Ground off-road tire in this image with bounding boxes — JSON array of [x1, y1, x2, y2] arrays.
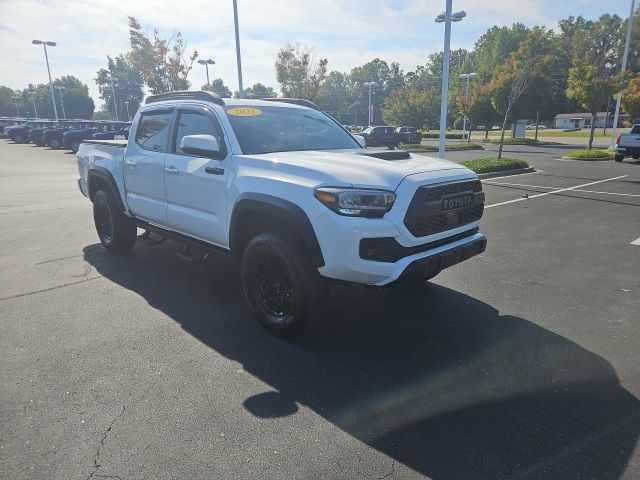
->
[[14, 134, 24, 144], [92, 189, 136, 253], [49, 138, 61, 149], [241, 232, 327, 333], [615, 154, 624, 162]]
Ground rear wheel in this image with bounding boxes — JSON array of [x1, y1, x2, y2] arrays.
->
[[241, 232, 327, 333], [71, 142, 80, 153], [14, 134, 24, 144], [93, 189, 136, 253], [615, 154, 624, 162], [33, 138, 43, 147], [49, 138, 61, 149]]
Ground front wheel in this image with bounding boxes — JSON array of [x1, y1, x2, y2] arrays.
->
[[71, 142, 80, 153], [14, 134, 24, 144], [241, 232, 327, 332], [615, 154, 624, 162], [49, 138, 61, 149], [93, 189, 136, 253]]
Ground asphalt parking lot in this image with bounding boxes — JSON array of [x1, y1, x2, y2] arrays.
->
[[1, 140, 639, 479]]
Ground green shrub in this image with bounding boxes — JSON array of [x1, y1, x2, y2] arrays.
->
[[399, 143, 484, 152], [460, 157, 529, 174], [487, 137, 541, 145], [564, 149, 614, 159], [422, 132, 465, 140]]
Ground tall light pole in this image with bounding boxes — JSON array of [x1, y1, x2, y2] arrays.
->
[[364, 82, 377, 126], [32, 40, 58, 122], [124, 101, 131, 121], [105, 76, 118, 120], [611, 0, 636, 147], [55, 86, 66, 119], [233, 0, 244, 97], [435, 5, 466, 158], [12, 96, 20, 117], [459, 72, 476, 140], [197, 59, 215, 86], [29, 92, 38, 118]]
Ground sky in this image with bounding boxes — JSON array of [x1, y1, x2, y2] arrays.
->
[[0, 0, 633, 109]]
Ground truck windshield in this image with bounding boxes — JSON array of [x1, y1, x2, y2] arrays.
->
[[223, 105, 360, 154]]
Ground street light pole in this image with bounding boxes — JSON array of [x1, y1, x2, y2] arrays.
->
[[364, 82, 377, 126], [106, 76, 118, 120], [611, 0, 636, 148], [435, 5, 466, 159], [233, 0, 244, 97], [12, 96, 20, 117], [124, 101, 131, 121], [459, 72, 476, 141], [197, 59, 215, 87], [55, 86, 66, 119], [32, 40, 58, 121], [29, 92, 38, 118]]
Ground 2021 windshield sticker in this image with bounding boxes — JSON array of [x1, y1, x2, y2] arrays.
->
[[226, 107, 262, 117]]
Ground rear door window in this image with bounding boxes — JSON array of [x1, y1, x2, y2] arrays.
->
[[135, 111, 173, 152]]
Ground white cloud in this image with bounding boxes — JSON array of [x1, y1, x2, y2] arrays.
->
[[0, 0, 628, 110]]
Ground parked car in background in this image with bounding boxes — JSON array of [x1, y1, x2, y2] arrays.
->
[[491, 125, 501, 131], [526, 124, 548, 130], [395, 126, 421, 144], [43, 121, 94, 149], [92, 122, 131, 141], [359, 126, 400, 149], [615, 124, 640, 161], [0, 118, 26, 134], [6, 120, 54, 144]]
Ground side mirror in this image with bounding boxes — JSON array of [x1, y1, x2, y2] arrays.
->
[[354, 134, 366, 148], [180, 134, 226, 159]]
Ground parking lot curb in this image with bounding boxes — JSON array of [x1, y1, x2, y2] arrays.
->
[[560, 156, 613, 161], [477, 167, 535, 179]]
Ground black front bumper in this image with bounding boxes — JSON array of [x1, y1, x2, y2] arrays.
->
[[392, 234, 487, 284]]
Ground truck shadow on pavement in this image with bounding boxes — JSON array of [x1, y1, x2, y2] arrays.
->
[[84, 242, 640, 480]]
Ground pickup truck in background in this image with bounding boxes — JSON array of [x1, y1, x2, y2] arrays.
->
[[359, 126, 400, 149], [44, 121, 95, 149], [615, 124, 640, 161], [92, 122, 131, 141], [77, 91, 486, 332]]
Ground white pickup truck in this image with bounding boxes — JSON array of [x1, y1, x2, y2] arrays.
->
[[615, 124, 640, 161], [77, 91, 486, 332]]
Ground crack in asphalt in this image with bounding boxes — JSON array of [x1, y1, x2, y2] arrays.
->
[[87, 405, 127, 480], [378, 460, 396, 479]]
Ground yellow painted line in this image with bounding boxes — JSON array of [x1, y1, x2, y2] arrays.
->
[[485, 175, 628, 209]]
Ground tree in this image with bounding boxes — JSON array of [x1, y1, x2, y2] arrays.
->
[[275, 43, 327, 103], [96, 54, 144, 121], [381, 87, 439, 130], [239, 82, 274, 99], [567, 62, 624, 149], [51, 76, 95, 119], [622, 75, 640, 121], [490, 27, 555, 158], [127, 16, 197, 94], [463, 84, 499, 139], [0, 86, 19, 117], [318, 71, 357, 123], [202, 79, 232, 97]]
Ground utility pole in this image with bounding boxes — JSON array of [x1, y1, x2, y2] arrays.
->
[[106, 76, 118, 120], [364, 82, 377, 126], [12, 96, 20, 117], [233, 0, 244, 97], [611, 0, 636, 147], [29, 92, 38, 118], [55, 86, 66, 119]]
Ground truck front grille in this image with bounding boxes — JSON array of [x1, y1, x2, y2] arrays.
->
[[404, 180, 484, 237]]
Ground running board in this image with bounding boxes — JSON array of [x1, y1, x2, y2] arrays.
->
[[137, 230, 166, 246], [174, 245, 210, 264]]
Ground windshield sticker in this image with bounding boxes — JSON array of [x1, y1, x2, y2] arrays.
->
[[226, 107, 262, 117]]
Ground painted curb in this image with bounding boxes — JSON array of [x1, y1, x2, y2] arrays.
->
[[477, 167, 535, 179], [560, 155, 613, 161]]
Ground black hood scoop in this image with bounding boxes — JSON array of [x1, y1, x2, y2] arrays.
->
[[355, 150, 411, 161]]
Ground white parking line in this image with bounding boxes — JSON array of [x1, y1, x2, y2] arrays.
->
[[631, 237, 640, 246], [483, 181, 559, 190], [571, 189, 640, 198], [485, 175, 628, 209]]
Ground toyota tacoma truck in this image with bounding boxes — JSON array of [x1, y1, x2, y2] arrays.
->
[[615, 124, 640, 161], [77, 91, 486, 332]]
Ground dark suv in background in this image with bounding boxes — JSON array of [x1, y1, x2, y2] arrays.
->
[[359, 125, 400, 149], [92, 122, 131, 141], [43, 121, 94, 149], [395, 126, 421, 144]]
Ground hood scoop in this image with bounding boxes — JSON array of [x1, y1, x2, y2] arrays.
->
[[355, 150, 411, 161]]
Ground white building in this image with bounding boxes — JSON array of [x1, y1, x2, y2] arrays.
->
[[554, 112, 631, 129]]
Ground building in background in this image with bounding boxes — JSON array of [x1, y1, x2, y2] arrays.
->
[[554, 112, 631, 129]]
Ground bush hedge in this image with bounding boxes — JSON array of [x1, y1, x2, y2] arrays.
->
[[422, 132, 465, 140], [460, 157, 529, 174], [563, 149, 614, 160], [399, 143, 484, 152]]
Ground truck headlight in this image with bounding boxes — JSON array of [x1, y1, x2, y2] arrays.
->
[[314, 187, 396, 218]]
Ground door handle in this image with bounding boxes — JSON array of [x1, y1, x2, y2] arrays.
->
[[205, 167, 224, 175], [165, 166, 179, 175], [124, 159, 137, 167]]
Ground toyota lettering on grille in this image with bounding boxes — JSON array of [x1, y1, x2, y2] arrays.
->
[[441, 192, 474, 212]]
